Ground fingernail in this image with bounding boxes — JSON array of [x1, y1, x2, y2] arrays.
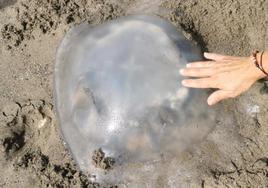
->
[[179, 69, 185, 74], [207, 99, 214, 106], [186, 64, 191, 67], [181, 80, 186, 85]]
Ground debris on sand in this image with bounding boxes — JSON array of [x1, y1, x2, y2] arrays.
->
[[92, 148, 115, 170]]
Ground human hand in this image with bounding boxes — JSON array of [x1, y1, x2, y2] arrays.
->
[[180, 52, 266, 105]]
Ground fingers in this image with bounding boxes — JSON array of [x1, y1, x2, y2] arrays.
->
[[181, 62, 241, 77], [207, 90, 234, 105], [186, 60, 229, 68], [186, 61, 216, 68], [180, 67, 215, 77], [187, 52, 244, 68], [204, 52, 241, 61], [181, 78, 218, 88]]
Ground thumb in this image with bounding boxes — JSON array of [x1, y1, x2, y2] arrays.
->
[[207, 90, 233, 105]]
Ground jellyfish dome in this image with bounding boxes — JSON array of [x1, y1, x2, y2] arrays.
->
[[54, 15, 216, 186]]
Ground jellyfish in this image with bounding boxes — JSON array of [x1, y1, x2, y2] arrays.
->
[[54, 15, 216, 186]]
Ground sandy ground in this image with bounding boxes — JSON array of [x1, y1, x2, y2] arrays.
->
[[0, 0, 268, 187]]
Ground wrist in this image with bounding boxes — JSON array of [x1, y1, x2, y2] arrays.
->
[[256, 51, 268, 79], [249, 59, 264, 81], [250, 51, 268, 80]]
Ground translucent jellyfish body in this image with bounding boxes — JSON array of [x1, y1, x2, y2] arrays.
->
[[54, 15, 216, 186]]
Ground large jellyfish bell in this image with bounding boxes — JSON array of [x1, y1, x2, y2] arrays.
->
[[54, 15, 216, 185]]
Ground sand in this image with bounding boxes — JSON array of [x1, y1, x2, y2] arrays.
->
[[0, 0, 268, 187]]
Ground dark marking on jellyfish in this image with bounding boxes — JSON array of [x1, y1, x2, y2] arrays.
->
[[92, 148, 115, 170]]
